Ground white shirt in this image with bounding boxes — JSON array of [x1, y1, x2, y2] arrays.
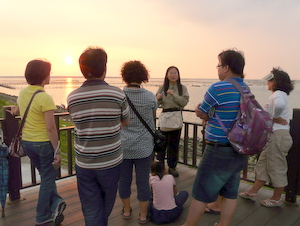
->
[[264, 90, 290, 131]]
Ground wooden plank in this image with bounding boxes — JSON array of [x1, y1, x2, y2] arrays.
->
[[1, 164, 300, 226]]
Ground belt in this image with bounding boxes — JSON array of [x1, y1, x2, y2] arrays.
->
[[162, 108, 180, 112], [205, 140, 232, 147]]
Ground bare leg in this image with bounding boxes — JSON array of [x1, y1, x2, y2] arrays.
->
[[139, 200, 149, 221], [219, 198, 237, 226], [247, 179, 266, 194], [182, 198, 207, 226], [121, 198, 131, 217], [271, 187, 284, 200]]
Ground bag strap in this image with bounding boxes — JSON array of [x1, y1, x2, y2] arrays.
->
[[125, 93, 156, 138], [215, 77, 246, 134], [225, 77, 249, 94], [15, 90, 44, 137]]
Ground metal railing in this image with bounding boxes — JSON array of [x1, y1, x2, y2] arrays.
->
[[2, 108, 300, 203]]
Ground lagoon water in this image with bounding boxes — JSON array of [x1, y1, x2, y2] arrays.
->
[[0, 76, 299, 121]]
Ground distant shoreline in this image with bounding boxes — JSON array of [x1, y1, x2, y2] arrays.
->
[[0, 92, 17, 103]]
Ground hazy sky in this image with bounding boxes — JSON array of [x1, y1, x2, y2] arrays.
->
[[1, 0, 299, 79]]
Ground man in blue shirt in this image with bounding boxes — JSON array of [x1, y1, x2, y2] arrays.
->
[[183, 49, 247, 226]]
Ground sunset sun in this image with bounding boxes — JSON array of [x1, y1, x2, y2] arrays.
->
[[64, 57, 73, 65]]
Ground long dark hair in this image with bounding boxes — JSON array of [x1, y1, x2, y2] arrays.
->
[[151, 161, 165, 180], [163, 66, 183, 96]]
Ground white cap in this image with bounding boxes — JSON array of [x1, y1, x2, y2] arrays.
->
[[262, 72, 274, 81]]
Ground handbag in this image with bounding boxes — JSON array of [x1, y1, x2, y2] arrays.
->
[[158, 110, 183, 131], [125, 94, 166, 153], [9, 90, 43, 158]]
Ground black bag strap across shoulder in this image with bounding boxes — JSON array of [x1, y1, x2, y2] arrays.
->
[[125, 93, 156, 138]]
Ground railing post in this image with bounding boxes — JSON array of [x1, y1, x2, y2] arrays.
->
[[285, 108, 300, 203], [2, 106, 22, 202]]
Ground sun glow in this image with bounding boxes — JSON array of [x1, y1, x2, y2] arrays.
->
[[64, 57, 73, 65]]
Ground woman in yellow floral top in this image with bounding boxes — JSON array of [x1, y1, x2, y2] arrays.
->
[[156, 66, 189, 177]]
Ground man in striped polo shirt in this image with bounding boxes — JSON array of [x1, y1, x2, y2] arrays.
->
[[67, 47, 130, 226], [183, 49, 247, 226]]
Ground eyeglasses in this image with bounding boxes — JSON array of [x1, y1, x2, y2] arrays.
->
[[216, 64, 223, 69]]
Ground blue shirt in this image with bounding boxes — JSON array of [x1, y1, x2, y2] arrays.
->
[[200, 77, 245, 143]]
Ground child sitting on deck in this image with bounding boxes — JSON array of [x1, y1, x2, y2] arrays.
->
[[149, 161, 188, 224]]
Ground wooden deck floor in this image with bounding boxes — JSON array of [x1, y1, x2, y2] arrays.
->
[[1, 164, 300, 226]]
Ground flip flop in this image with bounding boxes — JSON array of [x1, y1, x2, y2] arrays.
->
[[138, 213, 149, 224], [122, 207, 132, 220], [205, 207, 221, 214]]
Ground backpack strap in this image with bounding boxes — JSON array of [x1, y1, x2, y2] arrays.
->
[[215, 77, 245, 134], [225, 77, 249, 95]]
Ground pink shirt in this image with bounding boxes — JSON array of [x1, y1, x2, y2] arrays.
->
[[149, 174, 176, 210]]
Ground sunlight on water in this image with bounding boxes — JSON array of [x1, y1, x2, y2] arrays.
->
[[0, 76, 299, 120]]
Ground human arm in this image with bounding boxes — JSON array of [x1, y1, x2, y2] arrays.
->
[[173, 185, 178, 195], [272, 93, 288, 125], [6, 105, 20, 116], [44, 110, 61, 168], [195, 103, 209, 121], [153, 111, 157, 125], [121, 117, 130, 128], [273, 98, 285, 118], [167, 85, 189, 108], [273, 117, 287, 125], [156, 86, 164, 106], [120, 96, 130, 128]]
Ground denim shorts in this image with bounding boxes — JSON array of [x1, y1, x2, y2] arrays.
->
[[192, 144, 246, 203]]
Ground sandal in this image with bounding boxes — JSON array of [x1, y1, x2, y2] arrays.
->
[[205, 207, 220, 214], [260, 198, 283, 207], [122, 207, 132, 220], [239, 191, 257, 201], [138, 213, 149, 224]]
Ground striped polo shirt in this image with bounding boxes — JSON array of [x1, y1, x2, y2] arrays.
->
[[67, 79, 130, 170], [200, 77, 245, 143]]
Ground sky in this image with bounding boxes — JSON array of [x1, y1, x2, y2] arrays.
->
[[1, 0, 300, 79]]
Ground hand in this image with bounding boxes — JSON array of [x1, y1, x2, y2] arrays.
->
[[273, 117, 287, 125], [166, 89, 174, 95], [156, 93, 163, 100], [6, 105, 19, 116], [195, 103, 202, 118], [195, 105, 209, 120], [52, 152, 62, 170]]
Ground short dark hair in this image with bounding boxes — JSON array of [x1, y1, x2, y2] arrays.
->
[[163, 66, 183, 96], [25, 59, 51, 85], [271, 67, 294, 95], [218, 49, 245, 77], [150, 161, 165, 180], [121, 60, 149, 84], [79, 46, 107, 79]]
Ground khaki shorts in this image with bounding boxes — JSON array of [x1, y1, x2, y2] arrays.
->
[[255, 129, 293, 187]]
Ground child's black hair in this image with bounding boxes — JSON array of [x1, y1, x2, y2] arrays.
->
[[151, 161, 165, 180]]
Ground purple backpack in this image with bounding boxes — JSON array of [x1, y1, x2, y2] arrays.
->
[[215, 77, 274, 155]]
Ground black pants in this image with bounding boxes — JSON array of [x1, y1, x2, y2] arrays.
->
[[156, 129, 181, 168]]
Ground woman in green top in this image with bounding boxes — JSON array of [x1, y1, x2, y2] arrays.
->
[[156, 66, 189, 177]]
